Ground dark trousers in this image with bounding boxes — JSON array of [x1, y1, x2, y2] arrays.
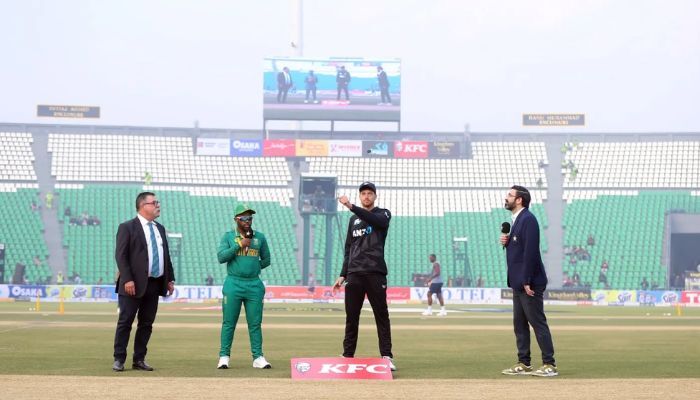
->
[[305, 88, 316, 101], [343, 273, 393, 358], [337, 84, 349, 100], [380, 87, 391, 103], [277, 86, 289, 103], [512, 286, 555, 366], [113, 277, 161, 363]]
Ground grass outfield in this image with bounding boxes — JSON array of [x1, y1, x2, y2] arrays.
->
[[1, 302, 698, 381]]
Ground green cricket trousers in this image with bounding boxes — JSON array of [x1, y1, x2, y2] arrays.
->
[[219, 276, 266, 359]]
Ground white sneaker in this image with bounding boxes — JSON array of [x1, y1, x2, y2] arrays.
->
[[438, 310, 447, 317], [217, 356, 229, 369], [383, 356, 396, 371], [313, 100, 318, 104], [252, 356, 271, 369], [421, 309, 432, 316], [304, 100, 309, 103]]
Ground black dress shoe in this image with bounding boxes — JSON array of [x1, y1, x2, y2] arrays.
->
[[113, 360, 125, 372], [132, 360, 154, 371]]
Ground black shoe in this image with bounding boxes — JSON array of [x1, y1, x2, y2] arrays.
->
[[112, 360, 125, 372], [132, 360, 154, 371]]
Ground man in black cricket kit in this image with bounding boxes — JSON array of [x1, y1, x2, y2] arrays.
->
[[332, 181, 395, 371]]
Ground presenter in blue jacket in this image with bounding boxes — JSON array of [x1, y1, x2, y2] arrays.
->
[[500, 185, 558, 377]]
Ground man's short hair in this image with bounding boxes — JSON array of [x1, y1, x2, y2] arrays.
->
[[135, 192, 155, 211], [510, 185, 531, 208]]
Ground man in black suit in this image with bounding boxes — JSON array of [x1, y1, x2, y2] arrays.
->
[[376, 66, 391, 105], [336, 65, 351, 101], [112, 192, 175, 372], [500, 185, 557, 377], [276, 67, 292, 103]]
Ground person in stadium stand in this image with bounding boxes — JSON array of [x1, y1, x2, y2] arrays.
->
[[216, 203, 272, 370], [421, 254, 447, 316], [332, 181, 395, 371], [112, 192, 175, 372], [500, 185, 557, 377]]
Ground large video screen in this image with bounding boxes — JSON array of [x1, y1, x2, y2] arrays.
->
[[263, 57, 401, 122]]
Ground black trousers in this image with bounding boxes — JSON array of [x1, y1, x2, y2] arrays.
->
[[113, 277, 161, 363], [305, 88, 316, 100], [337, 84, 349, 100], [343, 273, 393, 358], [380, 87, 391, 103], [277, 86, 289, 103], [512, 286, 555, 366]]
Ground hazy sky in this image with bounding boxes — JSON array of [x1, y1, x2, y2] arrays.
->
[[1, 0, 699, 132]]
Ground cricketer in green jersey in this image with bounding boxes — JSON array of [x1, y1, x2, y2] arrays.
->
[[216, 203, 272, 369]]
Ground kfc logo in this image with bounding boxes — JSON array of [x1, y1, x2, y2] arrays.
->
[[403, 144, 427, 153], [319, 363, 390, 374], [290, 357, 393, 380], [394, 141, 428, 158]]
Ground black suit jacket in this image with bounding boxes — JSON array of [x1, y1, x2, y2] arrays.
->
[[114, 217, 175, 298], [377, 70, 390, 88], [505, 208, 547, 290], [277, 71, 292, 88]]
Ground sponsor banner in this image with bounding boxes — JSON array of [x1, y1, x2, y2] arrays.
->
[[545, 289, 591, 301], [412, 287, 502, 304], [263, 139, 296, 157], [291, 357, 393, 380], [522, 113, 585, 126], [43, 285, 92, 300], [362, 141, 393, 158], [682, 291, 700, 304], [394, 141, 428, 159], [386, 287, 410, 301], [428, 141, 460, 158], [503, 288, 593, 303], [296, 140, 329, 157], [264, 286, 409, 302], [328, 140, 362, 157], [591, 290, 637, 305], [196, 138, 231, 156], [91, 285, 118, 300], [266, 286, 316, 300], [637, 290, 681, 305], [171, 285, 223, 300], [8, 285, 47, 298], [230, 139, 263, 157], [0, 285, 9, 298]]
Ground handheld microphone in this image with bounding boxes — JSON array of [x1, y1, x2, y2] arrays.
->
[[501, 222, 511, 250], [244, 229, 253, 255]]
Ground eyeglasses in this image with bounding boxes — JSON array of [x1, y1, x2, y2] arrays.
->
[[236, 216, 253, 222], [143, 200, 161, 206]]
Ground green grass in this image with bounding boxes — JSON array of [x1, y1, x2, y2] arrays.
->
[[0, 302, 698, 378]]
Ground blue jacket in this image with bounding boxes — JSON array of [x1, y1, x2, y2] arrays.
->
[[505, 208, 548, 290]]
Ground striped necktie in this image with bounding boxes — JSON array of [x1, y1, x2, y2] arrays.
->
[[147, 222, 159, 277]]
